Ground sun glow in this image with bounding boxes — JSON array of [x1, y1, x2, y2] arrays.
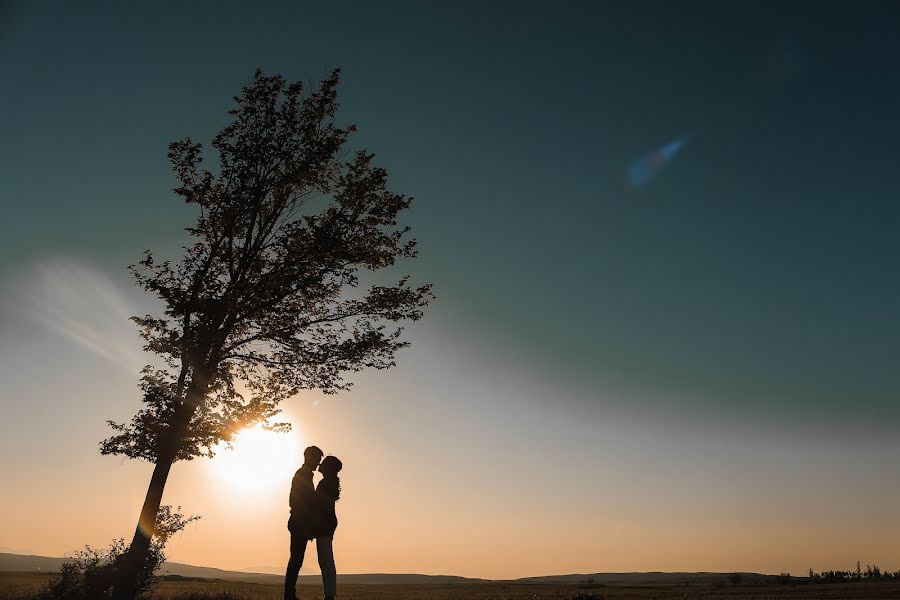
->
[[212, 424, 302, 492]]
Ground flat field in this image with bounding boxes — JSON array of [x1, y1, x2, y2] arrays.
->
[[5, 573, 900, 600]]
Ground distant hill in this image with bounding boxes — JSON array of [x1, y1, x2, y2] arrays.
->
[[0, 553, 65, 573], [0, 553, 278, 582], [515, 571, 770, 585], [0, 553, 771, 586], [235, 565, 286, 575], [0, 553, 486, 585]]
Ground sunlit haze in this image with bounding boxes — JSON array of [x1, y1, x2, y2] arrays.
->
[[2, 0, 900, 583], [212, 425, 303, 494]]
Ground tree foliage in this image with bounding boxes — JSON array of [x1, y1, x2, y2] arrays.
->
[[100, 68, 433, 464]]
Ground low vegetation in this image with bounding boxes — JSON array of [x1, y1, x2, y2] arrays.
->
[[807, 562, 900, 583], [21, 507, 196, 600]]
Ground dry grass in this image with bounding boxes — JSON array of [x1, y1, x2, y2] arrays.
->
[[5, 572, 900, 600]]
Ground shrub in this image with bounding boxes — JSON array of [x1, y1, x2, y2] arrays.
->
[[32, 506, 196, 600]]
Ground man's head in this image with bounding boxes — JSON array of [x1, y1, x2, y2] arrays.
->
[[303, 445, 324, 468]]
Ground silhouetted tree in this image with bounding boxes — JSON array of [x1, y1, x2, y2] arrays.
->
[[103, 69, 433, 599]]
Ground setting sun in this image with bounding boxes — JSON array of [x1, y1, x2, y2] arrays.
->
[[211, 424, 302, 491]]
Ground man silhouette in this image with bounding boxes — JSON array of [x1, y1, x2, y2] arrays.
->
[[284, 445, 324, 600]]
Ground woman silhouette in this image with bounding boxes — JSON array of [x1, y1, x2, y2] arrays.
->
[[315, 455, 342, 600]]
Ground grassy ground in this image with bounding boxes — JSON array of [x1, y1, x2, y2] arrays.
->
[[5, 572, 900, 599]]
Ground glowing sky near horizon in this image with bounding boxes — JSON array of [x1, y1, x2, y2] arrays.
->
[[2, 0, 900, 580]]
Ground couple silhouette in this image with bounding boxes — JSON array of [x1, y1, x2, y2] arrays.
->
[[284, 445, 343, 600]]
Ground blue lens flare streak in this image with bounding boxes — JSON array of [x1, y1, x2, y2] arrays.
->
[[626, 137, 686, 187]]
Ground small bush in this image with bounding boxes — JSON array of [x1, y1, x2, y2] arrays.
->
[[32, 506, 197, 600], [31, 537, 160, 600]]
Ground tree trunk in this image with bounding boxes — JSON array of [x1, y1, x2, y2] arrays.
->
[[112, 378, 206, 600], [111, 456, 174, 600]]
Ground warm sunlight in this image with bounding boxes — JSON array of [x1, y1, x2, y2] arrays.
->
[[8, 7, 900, 599], [212, 424, 302, 492]]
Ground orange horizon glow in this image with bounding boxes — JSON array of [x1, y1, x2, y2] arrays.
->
[[3, 265, 900, 580]]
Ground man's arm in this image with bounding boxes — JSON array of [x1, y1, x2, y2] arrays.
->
[[289, 467, 314, 511], [289, 470, 301, 509]]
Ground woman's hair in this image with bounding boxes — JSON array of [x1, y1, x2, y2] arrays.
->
[[318, 455, 343, 500]]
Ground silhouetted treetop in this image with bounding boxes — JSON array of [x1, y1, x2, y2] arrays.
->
[[101, 69, 433, 463]]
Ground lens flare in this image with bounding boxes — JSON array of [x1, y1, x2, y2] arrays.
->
[[626, 137, 687, 187]]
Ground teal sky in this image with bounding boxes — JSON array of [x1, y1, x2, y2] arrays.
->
[[2, 1, 900, 576], [3, 1, 898, 430]]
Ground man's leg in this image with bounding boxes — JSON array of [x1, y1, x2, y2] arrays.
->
[[284, 529, 307, 600], [316, 536, 336, 600]]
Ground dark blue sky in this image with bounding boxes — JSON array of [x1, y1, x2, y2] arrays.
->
[[2, 1, 899, 429]]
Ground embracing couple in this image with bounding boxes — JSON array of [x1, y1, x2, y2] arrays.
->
[[284, 445, 343, 600]]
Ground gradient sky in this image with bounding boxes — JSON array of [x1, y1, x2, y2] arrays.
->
[[2, 1, 899, 579]]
